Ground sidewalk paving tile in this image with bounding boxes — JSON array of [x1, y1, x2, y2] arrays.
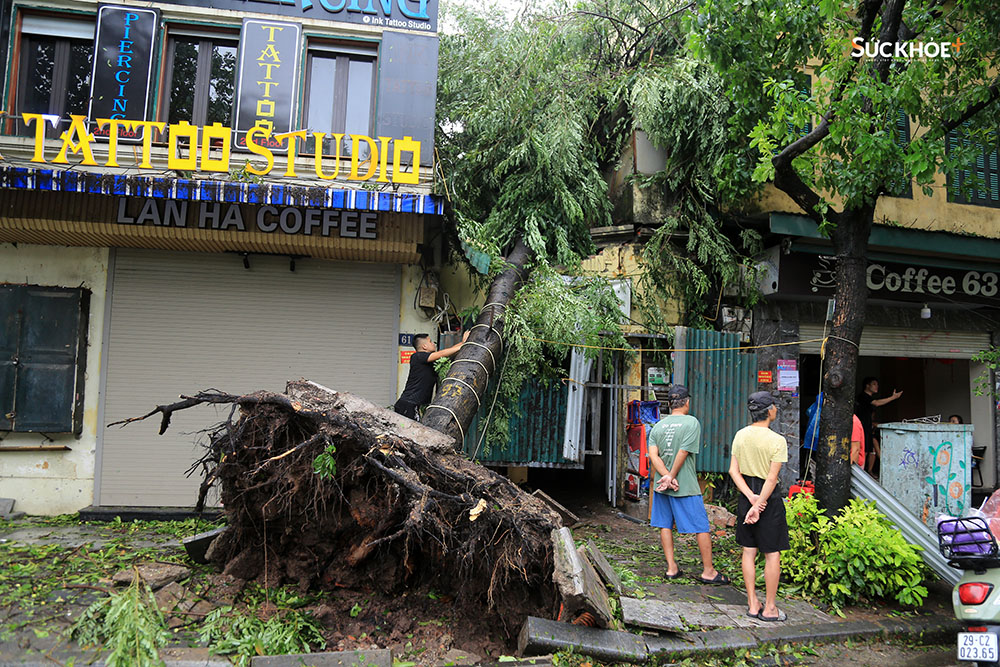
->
[[620, 597, 685, 631]]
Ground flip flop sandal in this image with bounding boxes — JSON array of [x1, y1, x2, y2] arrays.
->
[[664, 570, 685, 580], [757, 610, 787, 622], [746, 608, 761, 618], [696, 572, 732, 585]]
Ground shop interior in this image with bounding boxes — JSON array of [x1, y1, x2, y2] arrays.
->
[[799, 353, 995, 494]]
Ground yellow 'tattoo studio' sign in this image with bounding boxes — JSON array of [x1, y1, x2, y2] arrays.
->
[[23, 114, 422, 185]]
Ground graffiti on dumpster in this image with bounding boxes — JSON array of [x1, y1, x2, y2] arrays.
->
[[925, 440, 970, 516], [899, 447, 918, 468]]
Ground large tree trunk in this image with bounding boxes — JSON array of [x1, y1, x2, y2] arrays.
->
[[421, 238, 534, 445], [815, 205, 874, 512]]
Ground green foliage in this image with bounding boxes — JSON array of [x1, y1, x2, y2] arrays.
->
[[70, 576, 170, 667], [688, 0, 1000, 220], [312, 443, 338, 480], [631, 57, 763, 328], [199, 602, 326, 667], [437, 4, 614, 266], [476, 266, 632, 453], [972, 346, 1000, 398], [782, 494, 928, 611]]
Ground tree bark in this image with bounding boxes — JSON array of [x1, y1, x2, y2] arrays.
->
[[421, 238, 534, 445], [815, 206, 874, 512]]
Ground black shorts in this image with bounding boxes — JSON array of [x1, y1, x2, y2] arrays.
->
[[735, 476, 790, 553]]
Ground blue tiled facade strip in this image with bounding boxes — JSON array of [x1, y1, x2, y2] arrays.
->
[[0, 166, 444, 215]]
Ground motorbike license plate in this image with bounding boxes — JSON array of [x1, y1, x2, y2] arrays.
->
[[959, 632, 999, 662]]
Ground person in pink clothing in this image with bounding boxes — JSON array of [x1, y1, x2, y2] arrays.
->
[[850, 414, 866, 467]]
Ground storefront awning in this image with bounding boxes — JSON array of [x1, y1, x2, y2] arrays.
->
[[771, 213, 1000, 263], [0, 166, 444, 215]]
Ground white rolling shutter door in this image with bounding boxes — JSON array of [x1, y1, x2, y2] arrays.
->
[[798, 324, 990, 359], [99, 249, 399, 506]]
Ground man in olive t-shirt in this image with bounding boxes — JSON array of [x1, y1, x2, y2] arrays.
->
[[648, 384, 729, 584]]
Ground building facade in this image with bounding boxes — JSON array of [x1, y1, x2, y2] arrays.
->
[[0, 0, 444, 513]]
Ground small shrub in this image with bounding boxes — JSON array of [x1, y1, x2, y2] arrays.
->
[[782, 494, 928, 611]]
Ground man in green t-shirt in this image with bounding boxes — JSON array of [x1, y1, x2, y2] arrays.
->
[[648, 385, 730, 584]]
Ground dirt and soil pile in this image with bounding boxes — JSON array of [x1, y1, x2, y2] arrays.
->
[[121, 379, 561, 643]]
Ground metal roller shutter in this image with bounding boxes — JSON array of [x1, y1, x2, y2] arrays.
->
[[99, 249, 400, 507], [798, 324, 990, 359]]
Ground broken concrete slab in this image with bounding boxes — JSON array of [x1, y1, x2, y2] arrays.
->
[[619, 597, 684, 632], [182, 526, 227, 564], [532, 490, 579, 527], [251, 649, 392, 666], [113, 562, 191, 589], [518, 616, 648, 664], [434, 648, 482, 666], [585, 539, 622, 596], [551, 528, 614, 628], [0, 498, 14, 516]]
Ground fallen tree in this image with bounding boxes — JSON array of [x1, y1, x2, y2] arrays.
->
[[115, 380, 561, 635]]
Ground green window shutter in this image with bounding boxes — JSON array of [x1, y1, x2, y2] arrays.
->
[[888, 109, 912, 198], [1, 285, 84, 433]]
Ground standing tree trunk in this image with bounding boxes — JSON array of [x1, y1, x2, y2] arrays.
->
[[421, 239, 534, 445], [815, 205, 874, 512]]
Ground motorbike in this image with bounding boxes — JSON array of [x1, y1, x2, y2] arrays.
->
[[939, 517, 1000, 665]]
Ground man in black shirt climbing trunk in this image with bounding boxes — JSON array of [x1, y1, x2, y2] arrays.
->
[[394, 331, 469, 420]]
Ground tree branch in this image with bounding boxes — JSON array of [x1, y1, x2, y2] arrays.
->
[[940, 77, 1000, 137], [773, 166, 825, 225]]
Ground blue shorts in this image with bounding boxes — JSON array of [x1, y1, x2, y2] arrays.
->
[[650, 492, 711, 533]]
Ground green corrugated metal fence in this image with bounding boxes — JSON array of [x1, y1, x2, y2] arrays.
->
[[679, 328, 758, 473], [462, 379, 578, 467]]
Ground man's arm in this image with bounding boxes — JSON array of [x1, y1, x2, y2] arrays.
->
[[656, 449, 686, 492], [744, 460, 783, 525], [428, 330, 470, 362], [872, 389, 902, 407]]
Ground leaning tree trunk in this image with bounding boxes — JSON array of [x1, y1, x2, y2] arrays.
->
[[421, 238, 534, 445], [815, 205, 875, 513]]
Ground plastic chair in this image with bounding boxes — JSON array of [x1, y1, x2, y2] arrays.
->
[[972, 446, 987, 487]]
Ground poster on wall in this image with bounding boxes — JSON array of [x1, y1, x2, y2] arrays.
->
[[777, 359, 799, 392], [88, 5, 160, 141], [233, 18, 302, 152]]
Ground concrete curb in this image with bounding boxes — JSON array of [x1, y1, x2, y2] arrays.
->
[[520, 614, 963, 663]]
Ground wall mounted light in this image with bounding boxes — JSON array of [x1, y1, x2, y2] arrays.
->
[[920, 303, 931, 319]]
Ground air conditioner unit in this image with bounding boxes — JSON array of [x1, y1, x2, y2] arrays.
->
[[721, 306, 752, 342]]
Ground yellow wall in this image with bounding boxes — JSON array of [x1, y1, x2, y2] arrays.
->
[[0, 244, 109, 515], [579, 243, 683, 331], [757, 169, 1000, 238]]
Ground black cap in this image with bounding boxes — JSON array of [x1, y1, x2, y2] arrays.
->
[[666, 384, 690, 401], [748, 391, 776, 411]]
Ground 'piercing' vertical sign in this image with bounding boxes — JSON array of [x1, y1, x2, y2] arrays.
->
[[234, 18, 301, 152], [89, 5, 159, 141]]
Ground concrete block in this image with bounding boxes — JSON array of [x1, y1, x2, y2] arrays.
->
[[620, 597, 684, 632], [0, 499, 14, 517], [696, 628, 758, 652], [183, 526, 227, 564], [644, 634, 705, 657], [585, 540, 622, 596], [550, 528, 613, 627], [518, 616, 648, 664], [251, 649, 392, 666]]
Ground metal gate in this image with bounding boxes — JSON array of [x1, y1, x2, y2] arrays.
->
[[672, 327, 758, 473]]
